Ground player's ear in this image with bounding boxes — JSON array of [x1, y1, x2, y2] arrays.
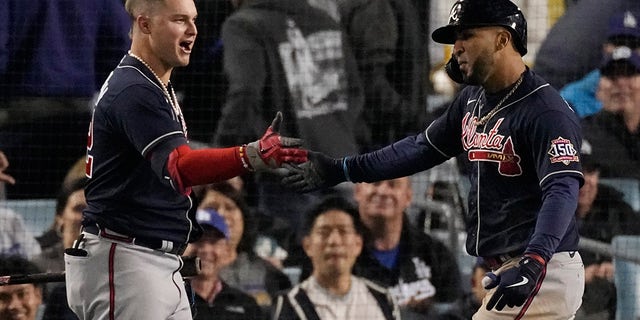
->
[[496, 29, 511, 51], [137, 15, 152, 35]]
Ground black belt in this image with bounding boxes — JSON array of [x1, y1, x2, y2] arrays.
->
[[83, 224, 186, 255], [483, 250, 523, 270]]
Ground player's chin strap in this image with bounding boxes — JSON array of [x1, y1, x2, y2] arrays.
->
[[445, 54, 465, 84]]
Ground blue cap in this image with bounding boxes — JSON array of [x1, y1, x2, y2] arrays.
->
[[607, 10, 640, 39], [600, 46, 640, 76], [196, 208, 230, 240]]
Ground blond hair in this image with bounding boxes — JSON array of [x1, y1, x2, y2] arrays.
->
[[124, 0, 165, 21]]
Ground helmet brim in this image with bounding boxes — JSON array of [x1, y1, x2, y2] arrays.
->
[[431, 23, 528, 56], [432, 25, 456, 44]]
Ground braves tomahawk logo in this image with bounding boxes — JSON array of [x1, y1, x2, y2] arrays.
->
[[462, 113, 522, 176], [448, 2, 463, 23]]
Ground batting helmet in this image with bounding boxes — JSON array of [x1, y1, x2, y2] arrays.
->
[[432, 0, 528, 56]]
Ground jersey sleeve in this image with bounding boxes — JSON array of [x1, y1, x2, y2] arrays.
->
[[527, 109, 583, 186], [525, 106, 583, 260], [345, 94, 466, 182]]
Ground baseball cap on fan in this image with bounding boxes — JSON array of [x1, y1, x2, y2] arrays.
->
[[601, 10, 640, 77], [607, 10, 640, 40], [196, 208, 230, 240]]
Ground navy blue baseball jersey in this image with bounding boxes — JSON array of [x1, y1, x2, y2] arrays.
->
[[344, 68, 583, 259], [83, 55, 194, 244], [426, 69, 583, 258]]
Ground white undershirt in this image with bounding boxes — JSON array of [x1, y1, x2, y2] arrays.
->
[[301, 276, 388, 320]]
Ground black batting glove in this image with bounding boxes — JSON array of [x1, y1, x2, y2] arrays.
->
[[484, 254, 546, 311], [281, 151, 345, 192]]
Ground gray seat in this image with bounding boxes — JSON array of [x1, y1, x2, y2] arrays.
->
[[612, 235, 640, 320], [599, 177, 640, 212]]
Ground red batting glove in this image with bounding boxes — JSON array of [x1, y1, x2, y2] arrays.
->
[[244, 112, 308, 171]]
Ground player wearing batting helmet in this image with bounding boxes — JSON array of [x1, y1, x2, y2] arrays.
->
[[63, 0, 307, 319], [284, 0, 585, 319]]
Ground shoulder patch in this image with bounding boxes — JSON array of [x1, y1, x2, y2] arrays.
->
[[547, 136, 579, 165]]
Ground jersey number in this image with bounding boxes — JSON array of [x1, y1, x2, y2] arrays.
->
[[85, 72, 112, 178]]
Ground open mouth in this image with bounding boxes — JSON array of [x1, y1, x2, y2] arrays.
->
[[180, 40, 193, 53]]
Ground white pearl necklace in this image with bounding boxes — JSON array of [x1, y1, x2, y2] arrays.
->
[[473, 75, 524, 126], [128, 51, 188, 137]]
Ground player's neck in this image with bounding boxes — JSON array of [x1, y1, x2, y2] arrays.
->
[[484, 60, 526, 93], [129, 47, 172, 86]]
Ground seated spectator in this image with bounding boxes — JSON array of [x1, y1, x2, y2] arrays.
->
[[561, 10, 640, 117], [195, 182, 292, 311], [272, 196, 399, 319], [581, 26, 640, 180], [575, 154, 640, 319], [0, 255, 43, 320], [34, 177, 88, 273], [184, 208, 263, 320], [352, 176, 463, 319], [195, 176, 293, 269]]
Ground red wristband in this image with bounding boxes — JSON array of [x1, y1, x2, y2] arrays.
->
[[524, 253, 546, 265]]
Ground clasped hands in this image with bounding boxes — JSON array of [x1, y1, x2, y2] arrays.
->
[[243, 111, 308, 171], [245, 112, 342, 191]]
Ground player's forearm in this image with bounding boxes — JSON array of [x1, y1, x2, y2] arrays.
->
[[344, 133, 445, 182], [526, 175, 580, 261], [167, 145, 247, 194]]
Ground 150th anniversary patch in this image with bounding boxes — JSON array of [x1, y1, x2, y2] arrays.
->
[[547, 137, 579, 165]]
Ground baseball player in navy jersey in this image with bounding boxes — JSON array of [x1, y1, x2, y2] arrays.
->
[[284, 0, 585, 319], [63, 0, 307, 319]]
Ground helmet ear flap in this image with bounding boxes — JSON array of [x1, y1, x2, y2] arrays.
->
[[445, 55, 465, 84]]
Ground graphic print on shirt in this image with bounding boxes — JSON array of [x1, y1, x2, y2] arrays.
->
[[388, 257, 436, 305], [278, 19, 347, 119], [547, 136, 579, 165], [462, 113, 523, 176]]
